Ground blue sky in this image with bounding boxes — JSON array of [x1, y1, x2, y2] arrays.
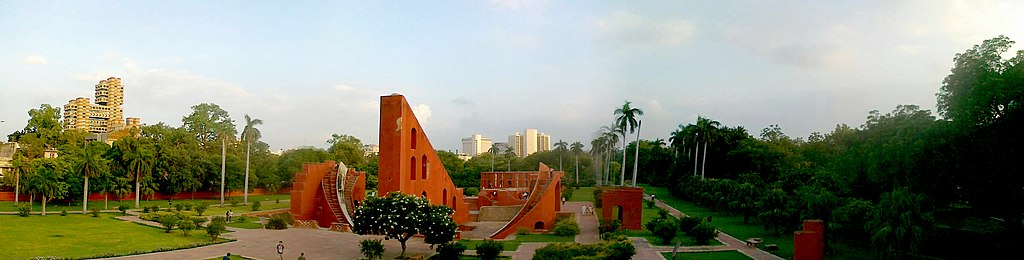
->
[[2, 0, 1022, 152]]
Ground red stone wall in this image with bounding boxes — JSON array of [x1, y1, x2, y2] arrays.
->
[[794, 220, 825, 260], [290, 161, 334, 224], [490, 165, 563, 239], [0, 188, 290, 202], [601, 187, 644, 230], [378, 94, 469, 224]]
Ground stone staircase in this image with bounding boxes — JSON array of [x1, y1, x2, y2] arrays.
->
[[489, 173, 556, 238], [320, 171, 349, 230]]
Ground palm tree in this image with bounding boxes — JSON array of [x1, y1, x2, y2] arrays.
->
[[10, 153, 30, 204], [503, 147, 516, 172], [570, 141, 584, 185], [614, 101, 643, 185], [77, 141, 106, 213], [241, 114, 263, 205], [695, 116, 720, 179], [114, 136, 154, 208], [554, 140, 568, 171], [590, 136, 606, 185], [599, 125, 621, 185], [488, 145, 499, 172]]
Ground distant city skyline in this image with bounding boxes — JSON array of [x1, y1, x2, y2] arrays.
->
[[2, 1, 1023, 152]]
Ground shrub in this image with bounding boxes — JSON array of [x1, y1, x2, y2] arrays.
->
[[561, 187, 574, 201], [517, 227, 531, 235], [17, 204, 31, 217], [464, 187, 479, 196], [179, 218, 195, 236], [207, 216, 227, 241], [60, 208, 68, 216], [271, 212, 295, 225], [192, 216, 206, 228], [251, 201, 261, 211], [656, 208, 669, 219], [142, 206, 151, 213], [194, 203, 208, 216], [476, 240, 503, 260], [117, 205, 129, 215], [600, 219, 621, 234], [229, 197, 240, 207], [156, 214, 181, 233], [359, 239, 385, 260], [533, 235, 634, 260], [605, 238, 636, 260], [174, 203, 185, 211], [645, 218, 678, 245], [153, 205, 164, 212], [678, 215, 700, 234], [553, 218, 581, 236], [91, 208, 101, 217], [276, 198, 280, 204], [265, 215, 288, 230], [434, 241, 467, 259], [593, 189, 604, 208], [140, 211, 179, 222], [647, 199, 657, 209], [688, 221, 719, 245], [182, 202, 193, 211]]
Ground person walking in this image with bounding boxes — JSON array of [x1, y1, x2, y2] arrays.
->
[[277, 241, 285, 260], [222, 253, 231, 260], [298, 252, 306, 260]]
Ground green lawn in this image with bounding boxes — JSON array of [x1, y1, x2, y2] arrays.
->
[[459, 233, 575, 251], [661, 251, 753, 260], [0, 213, 229, 259], [225, 217, 264, 229], [0, 194, 290, 213], [640, 184, 793, 259], [597, 205, 722, 247], [569, 186, 595, 202]]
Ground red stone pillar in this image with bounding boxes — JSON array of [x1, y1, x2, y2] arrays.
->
[[794, 220, 824, 260]]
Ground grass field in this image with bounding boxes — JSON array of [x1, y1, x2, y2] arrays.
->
[[459, 233, 576, 251], [640, 184, 793, 259], [0, 194, 290, 215], [598, 206, 723, 247], [0, 213, 229, 259], [661, 250, 753, 260], [569, 186, 595, 202]]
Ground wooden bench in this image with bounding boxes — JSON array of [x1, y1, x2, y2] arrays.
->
[[764, 244, 779, 251], [745, 237, 763, 248]]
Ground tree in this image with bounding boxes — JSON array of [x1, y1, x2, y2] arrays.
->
[[111, 135, 154, 208], [938, 35, 1022, 127], [241, 114, 263, 205], [27, 158, 69, 216], [554, 140, 568, 170], [869, 187, 934, 258], [695, 116, 721, 179], [614, 101, 643, 186], [352, 192, 457, 257], [181, 103, 235, 207], [76, 141, 108, 213], [5, 153, 31, 204], [570, 141, 584, 185]]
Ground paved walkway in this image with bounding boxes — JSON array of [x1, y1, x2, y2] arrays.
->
[[568, 201, 601, 244], [644, 194, 785, 260]]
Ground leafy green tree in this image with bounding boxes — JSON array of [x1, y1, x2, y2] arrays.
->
[[327, 133, 366, 166], [241, 114, 263, 205], [352, 192, 457, 257], [613, 101, 643, 185], [645, 217, 678, 245], [110, 134, 155, 208], [76, 141, 108, 213], [27, 158, 69, 215], [869, 187, 934, 258]]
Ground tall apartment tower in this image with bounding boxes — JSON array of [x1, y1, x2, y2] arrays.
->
[[461, 134, 493, 156], [508, 133, 523, 157], [63, 77, 137, 136], [537, 132, 551, 152]]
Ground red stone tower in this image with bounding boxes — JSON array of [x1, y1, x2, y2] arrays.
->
[[378, 94, 470, 224]]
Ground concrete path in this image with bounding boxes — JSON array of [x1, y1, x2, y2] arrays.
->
[[644, 194, 785, 260], [567, 201, 601, 244]]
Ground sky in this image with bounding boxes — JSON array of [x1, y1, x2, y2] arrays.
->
[[2, 0, 1023, 153]]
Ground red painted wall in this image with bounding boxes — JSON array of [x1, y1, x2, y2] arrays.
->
[[601, 187, 644, 230], [290, 161, 334, 224], [490, 164, 563, 239], [378, 94, 469, 224], [794, 220, 825, 260]]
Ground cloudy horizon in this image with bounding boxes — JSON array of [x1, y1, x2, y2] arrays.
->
[[2, 0, 1022, 152]]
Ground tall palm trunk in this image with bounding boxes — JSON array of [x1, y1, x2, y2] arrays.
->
[[701, 141, 708, 179], [693, 141, 699, 177], [41, 195, 47, 216], [14, 172, 19, 204], [104, 193, 108, 209], [244, 140, 250, 205], [574, 155, 579, 185], [135, 171, 141, 208], [220, 137, 226, 207], [631, 122, 641, 186], [620, 133, 627, 185], [82, 176, 89, 213]]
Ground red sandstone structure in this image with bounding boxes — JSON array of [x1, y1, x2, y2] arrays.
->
[[794, 219, 825, 260], [290, 161, 366, 230], [289, 94, 564, 240], [600, 187, 644, 230]]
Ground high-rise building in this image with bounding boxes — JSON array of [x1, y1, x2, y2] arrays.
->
[[537, 132, 551, 152], [507, 129, 552, 158], [63, 77, 140, 143], [461, 134, 493, 156]]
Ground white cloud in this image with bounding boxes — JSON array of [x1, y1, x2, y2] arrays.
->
[[593, 11, 696, 49], [412, 104, 432, 125], [489, 0, 549, 11], [334, 84, 355, 92], [20, 54, 47, 65]]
